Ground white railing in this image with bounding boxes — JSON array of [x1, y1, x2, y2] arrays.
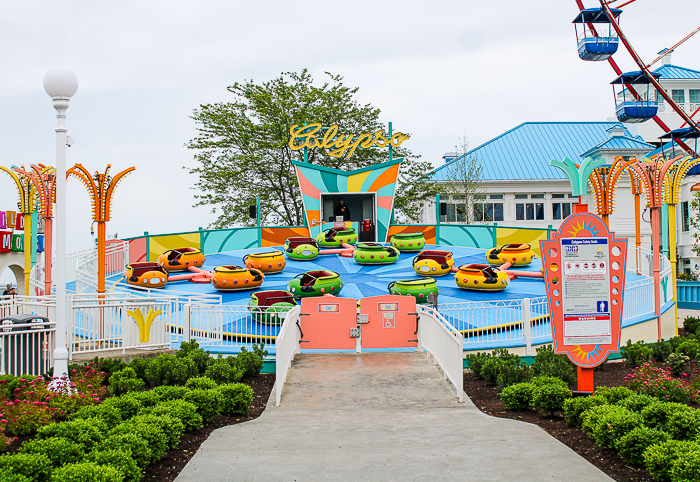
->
[[658, 102, 700, 115], [186, 303, 281, 347], [275, 305, 301, 406], [417, 305, 464, 402], [0, 321, 55, 376]]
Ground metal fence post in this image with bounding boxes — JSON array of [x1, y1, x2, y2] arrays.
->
[[522, 298, 531, 356], [183, 303, 191, 343]]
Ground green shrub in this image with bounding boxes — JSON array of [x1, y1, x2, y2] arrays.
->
[[614, 426, 670, 467], [677, 340, 700, 361], [74, 356, 127, 379], [669, 336, 687, 352], [86, 449, 140, 482], [667, 409, 700, 441], [670, 448, 700, 482], [587, 405, 643, 448], [4, 400, 53, 436], [562, 396, 608, 428], [495, 363, 532, 390], [144, 354, 197, 387], [642, 402, 693, 430], [184, 389, 222, 425], [109, 422, 167, 463], [236, 344, 267, 379], [668, 353, 691, 376], [37, 419, 107, 450], [479, 358, 507, 384], [499, 383, 535, 411], [644, 440, 700, 482], [121, 390, 161, 409], [147, 399, 202, 431], [626, 363, 691, 403], [128, 357, 150, 381], [124, 414, 183, 450], [684, 316, 700, 335], [108, 368, 144, 396], [652, 339, 674, 362], [71, 404, 122, 428], [465, 352, 491, 378], [621, 339, 653, 368], [49, 462, 122, 482], [0, 453, 53, 482], [530, 375, 568, 388], [204, 356, 243, 385], [0, 470, 31, 482], [94, 434, 151, 469], [151, 385, 189, 401], [18, 437, 84, 467], [531, 345, 575, 386], [616, 394, 658, 412], [217, 383, 254, 416], [99, 396, 143, 420], [594, 386, 635, 404], [177, 340, 212, 375], [185, 377, 218, 391], [492, 348, 520, 364], [532, 383, 571, 416]]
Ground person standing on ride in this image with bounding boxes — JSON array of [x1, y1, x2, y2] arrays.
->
[[334, 198, 351, 221]]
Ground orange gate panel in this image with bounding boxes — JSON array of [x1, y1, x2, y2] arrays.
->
[[359, 295, 418, 349], [299, 297, 357, 350]]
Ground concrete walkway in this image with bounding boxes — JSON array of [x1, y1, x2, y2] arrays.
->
[[176, 353, 612, 482]]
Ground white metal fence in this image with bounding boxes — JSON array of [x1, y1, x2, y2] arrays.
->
[[0, 321, 55, 376], [275, 305, 301, 406]]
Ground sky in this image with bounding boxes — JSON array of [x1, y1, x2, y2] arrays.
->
[[1, 0, 698, 284]]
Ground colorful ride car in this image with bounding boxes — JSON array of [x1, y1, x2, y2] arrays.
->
[[243, 250, 286, 274], [486, 243, 535, 266], [210, 266, 264, 291], [283, 237, 320, 261], [389, 232, 426, 252], [315, 227, 358, 247], [248, 290, 297, 325], [454, 264, 510, 291], [287, 270, 343, 298], [156, 247, 206, 272], [412, 250, 454, 277], [352, 243, 400, 265], [387, 278, 438, 304], [124, 262, 169, 289]]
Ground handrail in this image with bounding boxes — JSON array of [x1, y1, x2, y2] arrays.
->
[[275, 305, 301, 406]]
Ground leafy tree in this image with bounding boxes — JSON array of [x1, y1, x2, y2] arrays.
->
[[187, 70, 432, 228], [441, 137, 485, 224]]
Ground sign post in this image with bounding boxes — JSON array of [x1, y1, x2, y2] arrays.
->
[[540, 211, 627, 393]]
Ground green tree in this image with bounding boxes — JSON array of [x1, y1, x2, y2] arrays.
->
[[441, 137, 485, 224], [187, 70, 432, 228]]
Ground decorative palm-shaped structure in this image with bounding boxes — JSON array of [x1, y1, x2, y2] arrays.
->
[[0, 166, 35, 294], [66, 164, 134, 293], [587, 156, 636, 226], [12, 164, 56, 295]]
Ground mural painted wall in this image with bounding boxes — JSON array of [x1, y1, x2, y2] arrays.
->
[[293, 159, 401, 242]]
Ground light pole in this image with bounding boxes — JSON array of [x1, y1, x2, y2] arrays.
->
[[43, 69, 78, 381]]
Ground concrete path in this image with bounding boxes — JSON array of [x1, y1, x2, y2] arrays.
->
[[176, 353, 612, 482]]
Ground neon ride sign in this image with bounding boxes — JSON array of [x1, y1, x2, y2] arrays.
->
[[288, 123, 410, 158]]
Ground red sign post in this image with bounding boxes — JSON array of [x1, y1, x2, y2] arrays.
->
[[540, 212, 627, 392]]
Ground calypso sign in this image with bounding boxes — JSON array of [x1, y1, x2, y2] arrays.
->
[[288, 123, 410, 158]]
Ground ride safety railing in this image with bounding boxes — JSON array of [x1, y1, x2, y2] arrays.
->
[[416, 305, 464, 402], [274, 305, 301, 406], [0, 321, 55, 377]]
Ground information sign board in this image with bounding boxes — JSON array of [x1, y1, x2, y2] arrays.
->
[[540, 212, 627, 368]]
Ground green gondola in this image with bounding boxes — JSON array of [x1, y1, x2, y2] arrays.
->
[[287, 270, 343, 298], [387, 278, 438, 304], [352, 243, 399, 265], [283, 237, 320, 260], [315, 227, 358, 247], [248, 290, 297, 325], [389, 232, 426, 252]]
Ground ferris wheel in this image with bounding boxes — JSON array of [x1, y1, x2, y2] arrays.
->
[[573, 0, 700, 156]]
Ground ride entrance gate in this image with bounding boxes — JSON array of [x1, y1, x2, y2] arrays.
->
[[299, 295, 418, 351]]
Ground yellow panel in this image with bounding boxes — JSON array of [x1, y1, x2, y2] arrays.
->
[[496, 228, 549, 257], [149, 233, 200, 261], [346, 170, 373, 192]]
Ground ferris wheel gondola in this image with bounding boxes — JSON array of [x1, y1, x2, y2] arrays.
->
[[572, 7, 622, 61], [610, 71, 661, 123]]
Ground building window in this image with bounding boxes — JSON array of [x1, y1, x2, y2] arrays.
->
[[516, 202, 544, 221], [473, 195, 504, 222], [672, 89, 686, 104], [443, 196, 468, 223], [514, 194, 528, 200], [552, 193, 574, 220], [530, 194, 545, 199], [682, 201, 690, 232], [690, 89, 700, 104]]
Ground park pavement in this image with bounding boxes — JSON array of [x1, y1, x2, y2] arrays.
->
[[176, 352, 612, 482]]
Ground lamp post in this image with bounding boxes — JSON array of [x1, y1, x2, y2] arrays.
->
[[44, 69, 78, 381]]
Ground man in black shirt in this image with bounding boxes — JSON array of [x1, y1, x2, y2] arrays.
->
[[2, 284, 16, 296], [334, 198, 351, 221]]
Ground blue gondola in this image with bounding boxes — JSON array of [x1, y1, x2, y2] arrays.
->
[[572, 8, 622, 61], [611, 71, 661, 123], [659, 128, 700, 158]]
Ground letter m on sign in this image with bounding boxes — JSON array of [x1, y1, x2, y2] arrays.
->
[[0, 232, 11, 253]]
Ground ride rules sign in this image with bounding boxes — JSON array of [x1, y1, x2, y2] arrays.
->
[[541, 212, 627, 368]]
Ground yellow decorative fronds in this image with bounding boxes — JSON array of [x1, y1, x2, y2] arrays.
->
[[0, 166, 35, 214], [127, 307, 162, 343]]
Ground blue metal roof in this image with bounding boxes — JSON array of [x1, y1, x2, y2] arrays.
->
[[653, 64, 700, 80], [429, 122, 622, 182], [581, 136, 655, 158]]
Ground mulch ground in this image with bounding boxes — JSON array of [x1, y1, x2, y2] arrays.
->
[[463, 357, 700, 482], [143, 374, 275, 482]]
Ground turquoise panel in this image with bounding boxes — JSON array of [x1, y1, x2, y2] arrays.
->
[[201, 228, 259, 254], [376, 206, 391, 242], [375, 184, 396, 198], [303, 194, 320, 210], [320, 170, 339, 193], [337, 176, 348, 192], [437, 225, 496, 249]]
